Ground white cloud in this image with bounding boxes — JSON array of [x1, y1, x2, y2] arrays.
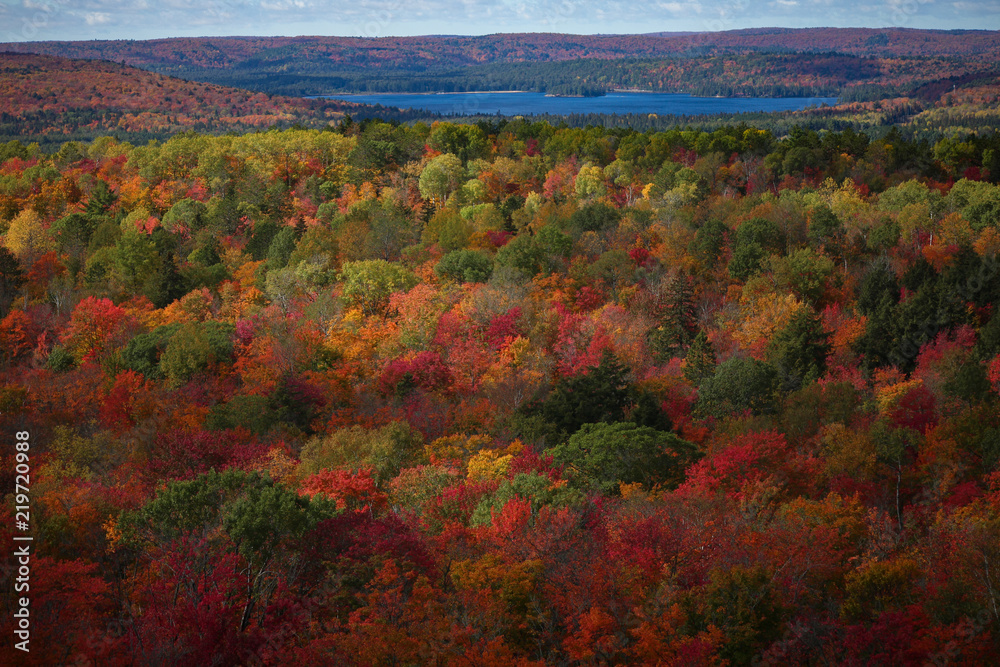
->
[[84, 11, 110, 24], [951, 0, 1000, 8], [658, 2, 696, 13], [260, 0, 309, 10]]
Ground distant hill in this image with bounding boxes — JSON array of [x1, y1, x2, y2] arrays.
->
[[3, 28, 997, 100], [0, 53, 427, 146], [3, 28, 998, 72]]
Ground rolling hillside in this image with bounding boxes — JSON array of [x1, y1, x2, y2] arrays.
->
[[3, 28, 997, 100], [4, 28, 1000, 71], [0, 52, 426, 146]]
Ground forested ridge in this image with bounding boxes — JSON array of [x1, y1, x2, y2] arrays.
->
[[8, 28, 1000, 70], [5, 28, 999, 100], [0, 53, 425, 149], [2, 110, 1000, 663], [219, 52, 991, 99]]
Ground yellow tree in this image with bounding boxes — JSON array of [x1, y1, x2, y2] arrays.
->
[[726, 281, 805, 359], [4, 209, 54, 262]]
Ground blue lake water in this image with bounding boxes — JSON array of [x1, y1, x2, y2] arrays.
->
[[318, 91, 839, 117]]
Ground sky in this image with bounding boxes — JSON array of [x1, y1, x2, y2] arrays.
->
[[1, 0, 998, 43]]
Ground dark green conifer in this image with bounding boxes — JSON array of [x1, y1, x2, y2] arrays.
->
[[684, 330, 717, 386]]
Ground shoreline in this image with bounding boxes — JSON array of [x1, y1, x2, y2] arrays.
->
[[315, 90, 527, 97], [314, 89, 835, 103]]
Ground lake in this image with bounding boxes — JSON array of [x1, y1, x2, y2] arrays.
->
[[317, 91, 839, 117]]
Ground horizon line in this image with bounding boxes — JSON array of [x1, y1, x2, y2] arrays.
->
[[2, 26, 999, 45]]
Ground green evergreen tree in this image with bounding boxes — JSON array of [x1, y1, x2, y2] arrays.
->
[[52, 212, 96, 258], [113, 229, 160, 295], [975, 308, 1000, 361], [247, 220, 280, 260], [684, 330, 717, 386], [806, 204, 844, 252], [84, 179, 117, 221], [537, 350, 632, 441], [266, 227, 298, 270], [854, 293, 900, 374], [770, 308, 832, 391], [152, 252, 188, 308], [892, 281, 968, 373], [0, 247, 26, 318], [857, 260, 899, 316], [692, 218, 728, 269], [901, 256, 936, 293], [629, 389, 673, 432], [651, 271, 698, 362]]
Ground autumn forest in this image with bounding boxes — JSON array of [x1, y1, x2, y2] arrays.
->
[[2, 26, 1000, 667]]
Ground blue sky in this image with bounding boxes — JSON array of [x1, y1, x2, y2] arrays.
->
[[1, 0, 998, 42]]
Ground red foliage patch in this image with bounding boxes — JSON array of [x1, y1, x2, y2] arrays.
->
[[146, 428, 270, 482], [299, 466, 389, 513], [377, 351, 454, 396]]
